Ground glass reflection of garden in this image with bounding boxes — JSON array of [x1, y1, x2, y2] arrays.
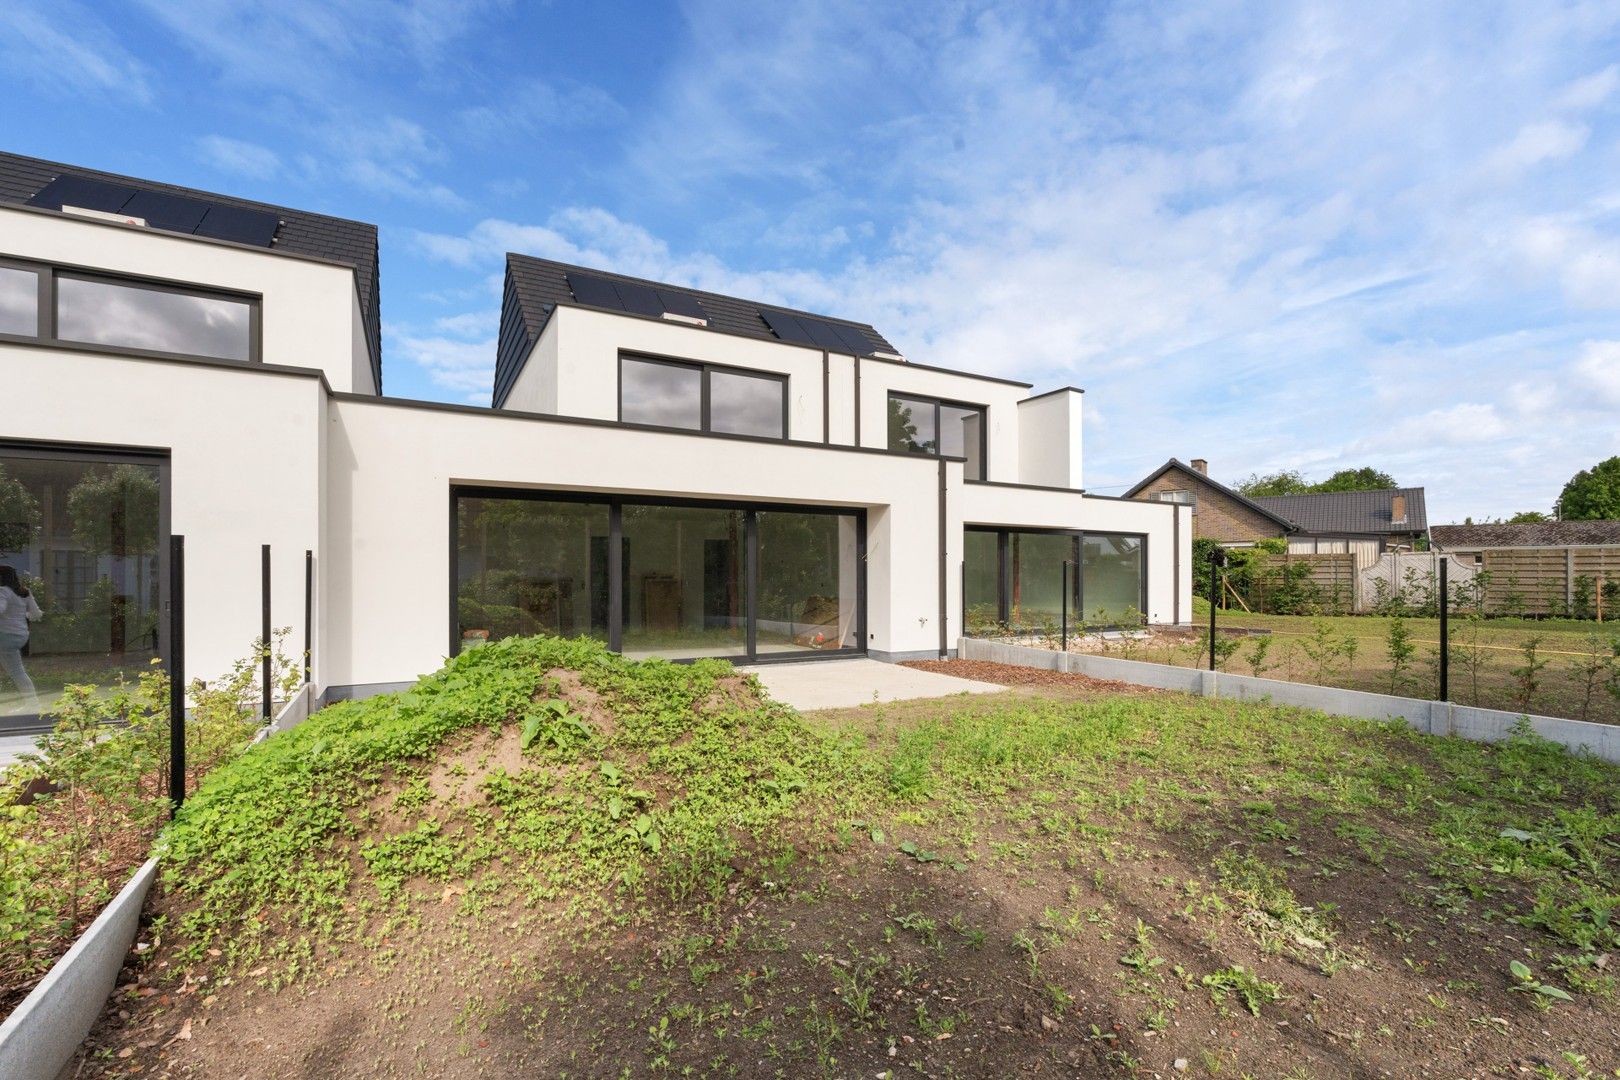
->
[[0, 457, 162, 718], [963, 528, 1146, 641], [455, 496, 858, 661]]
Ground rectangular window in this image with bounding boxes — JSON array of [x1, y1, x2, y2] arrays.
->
[[0, 444, 167, 730], [56, 274, 254, 361], [0, 266, 39, 337], [887, 393, 986, 480], [620, 354, 786, 439], [756, 510, 860, 653], [963, 526, 1146, 635], [455, 497, 611, 647], [453, 491, 863, 661], [1150, 489, 1196, 512]]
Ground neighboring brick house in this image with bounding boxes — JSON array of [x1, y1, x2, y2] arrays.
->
[[1125, 458, 1429, 554], [1123, 458, 1295, 544]]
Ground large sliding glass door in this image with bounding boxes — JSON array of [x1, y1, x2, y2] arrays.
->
[[963, 525, 1146, 633], [454, 490, 864, 662], [0, 442, 168, 731]]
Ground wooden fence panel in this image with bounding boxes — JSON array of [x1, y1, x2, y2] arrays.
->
[[1480, 546, 1620, 616]]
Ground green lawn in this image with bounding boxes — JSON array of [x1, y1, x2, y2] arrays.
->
[[67, 639, 1620, 1079], [1121, 607, 1620, 726]]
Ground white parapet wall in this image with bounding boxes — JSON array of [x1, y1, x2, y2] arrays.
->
[[959, 637, 1620, 764]]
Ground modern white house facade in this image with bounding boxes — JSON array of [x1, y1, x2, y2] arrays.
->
[[0, 152, 1191, 729]]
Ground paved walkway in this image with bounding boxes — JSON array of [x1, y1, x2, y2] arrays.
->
[[741, 658, 1005, 712], [0, 734, 37, 772]]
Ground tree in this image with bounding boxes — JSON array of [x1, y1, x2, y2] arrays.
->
[[0, 464, 41, 555], [1233, 466, 1396, 497], [1559, 456, 1620, 520], [1313, 467, 1397, 493], [1507, 511, 1549, 524], [68, 465, 161, 557], [1234, 470, 1310, 496]]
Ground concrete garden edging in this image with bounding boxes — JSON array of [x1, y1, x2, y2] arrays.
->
[[0, 682, 318, 1078], [0, 857, 159, 1080], [959, 637, 1620, 765]]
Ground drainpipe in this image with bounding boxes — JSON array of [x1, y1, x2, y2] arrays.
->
[[938, 459, 949, 659]]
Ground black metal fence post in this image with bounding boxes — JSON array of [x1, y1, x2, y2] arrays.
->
[[1060, 561, 1070, 652], [1438, 556, 1449, 702], [303, 549, 313, 687], [261, 544, 272, 722], [168, 534, 186, 817]]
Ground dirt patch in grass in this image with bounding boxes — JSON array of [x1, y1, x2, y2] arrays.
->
[[902, 657, 1154, 694], [71, 649, 1620, 1079]]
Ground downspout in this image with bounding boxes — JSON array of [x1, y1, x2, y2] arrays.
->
[[854, 354, 862, 446], [1172, 503, 1181, 625], [821, 350, 830, 444], [938, 458, 949, 658]]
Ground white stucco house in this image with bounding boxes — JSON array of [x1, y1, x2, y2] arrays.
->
[[0, 152, 1191, 728]]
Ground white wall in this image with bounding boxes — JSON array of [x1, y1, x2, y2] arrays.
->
[[0, 206, 372, 394], [1016, 390, 1083, 489], [322, 399, 955, 688], [2, 345, 326, 689], [501, 312, 561, 414], [960, 484, 1190, 625]]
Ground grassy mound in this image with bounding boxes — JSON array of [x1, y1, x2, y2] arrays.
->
[[160, 635, 868, 977]]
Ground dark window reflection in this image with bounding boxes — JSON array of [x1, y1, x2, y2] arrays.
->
[[709, 370, 784, 437], [57, 276, 252, 361], [620, 357, 702, 429], [888, 395, 937, 454], [0, 267, 39, 337], [455, 497, 610, 649]]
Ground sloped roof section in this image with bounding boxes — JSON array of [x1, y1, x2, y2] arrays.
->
[[0, 151, 382, 390], [1253, 488, 1427, 536], [1122, 458, 1299, 532], [1431, 521, 1620, 549], [497, 254, 902, 407]]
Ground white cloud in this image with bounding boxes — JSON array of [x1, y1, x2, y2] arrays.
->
[[1556, 64, 1619, 110], [1481, 119, 1589, 177], [196, 135, 281, 179], [388, 324, 496, 400], [0, 3, 153, 104], [1572, 340, 1620, 405]]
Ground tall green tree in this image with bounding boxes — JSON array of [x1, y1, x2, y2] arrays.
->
[[1313, 467, 1397, 492], [1559, 456, 1620, 520], [1234, 470, 1310, 496]]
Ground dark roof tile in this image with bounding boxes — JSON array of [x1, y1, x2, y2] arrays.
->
[[1431, 521, 1620, 549]]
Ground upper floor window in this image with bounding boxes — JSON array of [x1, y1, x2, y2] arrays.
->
[[1150, 489, 1197, 512], [887, 393, 985, 480], [619, 354, 786, 439], [0, 257, 258, 363]]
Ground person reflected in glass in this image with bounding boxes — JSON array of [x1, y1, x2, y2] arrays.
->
[[0, 565, 43, 714]]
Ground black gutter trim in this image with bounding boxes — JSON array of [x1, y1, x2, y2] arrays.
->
[[1019, 385, 1086, 403], [331, 389, 973, 464], [965, 477, 1086, 495]]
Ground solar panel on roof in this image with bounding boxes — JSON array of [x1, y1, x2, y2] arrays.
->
[[27, 175, 137, 214], [831, 323, 876, 356], [612, 280, 664, 318], [797, 317, 850, 351], [565, 272, 624, 311], [123, 190, 209, 233], [759, 309, 817, 346], [193, 204, 280, 247], [656, 289, 705, 320]]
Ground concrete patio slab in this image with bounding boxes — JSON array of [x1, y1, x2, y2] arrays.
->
[[742, 658, 1006, 712]]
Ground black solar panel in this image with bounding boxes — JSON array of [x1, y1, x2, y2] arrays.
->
[[656, 289, 705, 320], [124, 190, 209, 233], [760, 309, 817, 345], [566, 272, 624, 310], [192, 204, 279, 246], [27, 175, 137, 214], [831, 323, 876, 356], [798, 317, 850, 351], [612, 280, 664, 318]]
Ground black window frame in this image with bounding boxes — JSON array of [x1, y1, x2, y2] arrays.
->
[[617, 351, 789, 440], [887, 392, 988, 480], [0, 436, 173, 735], [0, 253, 263, 365], [963, 524, 1148, 629], [449, 486, 866, 664]]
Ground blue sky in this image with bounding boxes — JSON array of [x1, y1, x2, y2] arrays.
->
[[4, 1, 1619, 523]]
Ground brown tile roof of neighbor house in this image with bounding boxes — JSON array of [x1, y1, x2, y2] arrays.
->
[[1431, 521, 1620, 549], [1252, 487, 1427, 536]]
